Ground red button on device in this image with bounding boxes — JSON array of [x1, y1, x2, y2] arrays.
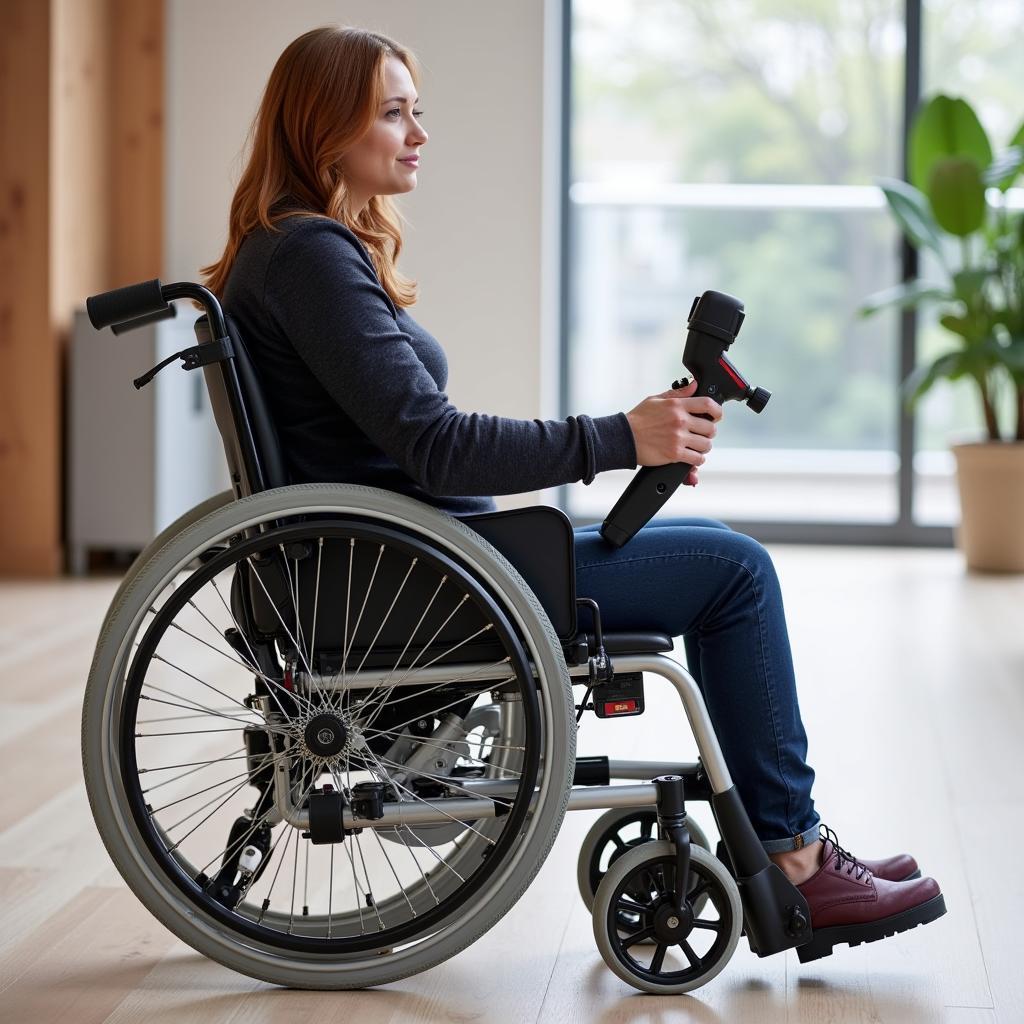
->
[[604, 699, 637, 715]]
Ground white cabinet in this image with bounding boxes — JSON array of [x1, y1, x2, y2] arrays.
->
[[68, 308, 230, 573]]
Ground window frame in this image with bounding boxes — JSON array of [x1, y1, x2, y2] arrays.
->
[[558, 0, 954, 548]]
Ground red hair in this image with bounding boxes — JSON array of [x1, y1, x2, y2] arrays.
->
[[201, 25, 421, 308]]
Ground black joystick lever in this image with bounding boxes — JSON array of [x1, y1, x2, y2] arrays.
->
[[600, 290, 771, 548]]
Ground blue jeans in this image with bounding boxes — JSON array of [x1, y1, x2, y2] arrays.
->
[[573, 516, 820, 854]]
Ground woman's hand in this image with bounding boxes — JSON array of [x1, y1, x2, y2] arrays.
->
[[624, 377, 722, 487]]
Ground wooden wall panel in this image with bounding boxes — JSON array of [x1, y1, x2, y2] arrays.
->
[[0, 1, 59, 576], [0, 0, 163, 577], [52, 0, 113, 323], [111, 0, 163, 284]]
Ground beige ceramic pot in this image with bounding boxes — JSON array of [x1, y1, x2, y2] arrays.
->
[[951, 440, 1024, 572]]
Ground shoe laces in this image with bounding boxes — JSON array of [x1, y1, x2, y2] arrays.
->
[[819, 824, 871, 881]]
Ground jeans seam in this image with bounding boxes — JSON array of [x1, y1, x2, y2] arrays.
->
[[578, 546, 800, 836], [576, 551, 718, 571]]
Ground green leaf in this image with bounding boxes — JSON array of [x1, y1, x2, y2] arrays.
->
[[951, 268, 993, 304], [927, 157, 986, 236], [1004, 346, 1024, 378], [987, 336, 1024, 373], [910, 94, 994, 192], [900, 350, 962, 408], [984, 145, 1024, 191], [858, 279, 951, 317], [876, 176, 947, 257], [940, 312, 984, 342]]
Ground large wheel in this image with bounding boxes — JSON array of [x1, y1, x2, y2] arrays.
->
[[592, 841, 742, 994], [82, 484, 576, 989]]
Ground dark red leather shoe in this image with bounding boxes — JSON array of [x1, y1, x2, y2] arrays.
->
[[857, 850, 920, 882], [814, 825, 921, 881], [794, 826, 946, 963]]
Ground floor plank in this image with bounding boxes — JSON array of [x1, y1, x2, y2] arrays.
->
[[1, 547, 1019, 1022]]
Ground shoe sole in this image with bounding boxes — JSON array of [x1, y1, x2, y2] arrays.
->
[[795, 892, 946, 964]]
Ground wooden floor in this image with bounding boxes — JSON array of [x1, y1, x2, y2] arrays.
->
[[1, 544, 1021, 1023]]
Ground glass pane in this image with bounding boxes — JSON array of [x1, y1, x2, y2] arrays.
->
[[573, 0, 904, 186], [570, 0, 906, 526], [914, 0, 1023, 526], [566, 203, 901, 523]]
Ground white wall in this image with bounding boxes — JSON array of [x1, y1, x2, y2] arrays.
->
[[166, 0, 564, 509]]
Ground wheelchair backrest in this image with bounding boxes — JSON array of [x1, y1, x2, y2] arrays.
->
[[193, 308, 582, 646], [194, 313, 291, 497]]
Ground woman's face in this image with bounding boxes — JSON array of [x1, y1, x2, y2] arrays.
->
[[343, 56, 428, 214]]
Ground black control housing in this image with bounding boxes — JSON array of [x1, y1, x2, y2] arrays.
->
[[600, 290, 771, 548]]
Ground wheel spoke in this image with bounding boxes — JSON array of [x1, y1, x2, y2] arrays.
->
[[358, 578, 449, 731], [616, 894, 650, 914], [354, 589, 467, 707], [351, 822, 387, 931], [350, 556, 419, 680], [691, 918, 722, 932], [139, 747, 247, 780], [360, 681, 513, 740], [688, 880, 711, 904], [333, 541, 385, 700], [147, 755, 277, 815], [392, 825, 439, 905], [373, 754, 515, 808], [650, 942, 668, 973], [138, 693, 263, 729], [209, 577, 314, 721], [403, 824, 465, 881], [246, 554, 318, 681], [622, 924, 655, 949], [679, 938, 701, 967], [370, 730, 524, 777], [360, 747, 497, 846], [361, 656, 511, 717]]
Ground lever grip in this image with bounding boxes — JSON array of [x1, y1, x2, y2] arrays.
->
[[86, 278, 168, 331], [600, 463, 692, 547]]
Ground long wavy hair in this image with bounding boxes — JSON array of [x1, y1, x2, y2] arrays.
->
[[200, 25, 421, 309]]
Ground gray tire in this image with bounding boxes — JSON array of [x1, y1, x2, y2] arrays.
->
[[82, 483, 576, 989], [576, 807, 712, 913]]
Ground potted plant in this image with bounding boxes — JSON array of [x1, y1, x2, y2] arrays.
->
[[861, 93, 1024, 572]]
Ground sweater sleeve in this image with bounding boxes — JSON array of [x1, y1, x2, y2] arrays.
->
[[262, 219, 637, 497]]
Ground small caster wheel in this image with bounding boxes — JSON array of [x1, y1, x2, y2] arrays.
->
[[577, 808, 712, 928], [592, 841, 742, 995]]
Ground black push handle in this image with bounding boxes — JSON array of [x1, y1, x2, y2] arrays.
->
[[86, 278, 169, 331], [110, 304, 178, 336]]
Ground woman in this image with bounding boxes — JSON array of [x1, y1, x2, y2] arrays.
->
[[202, 25, 944, 952]]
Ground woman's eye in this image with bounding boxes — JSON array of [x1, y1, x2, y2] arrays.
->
[[387, 108, 424, 119]]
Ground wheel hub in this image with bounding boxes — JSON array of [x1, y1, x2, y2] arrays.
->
[[653, 896, 694, 942], [303, 712, 348, 758]]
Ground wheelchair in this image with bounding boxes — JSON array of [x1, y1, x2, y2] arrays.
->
[[81, 278, 823, 994]]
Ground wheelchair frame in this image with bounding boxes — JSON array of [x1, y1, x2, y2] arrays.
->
[[84, 279, 819, 992]]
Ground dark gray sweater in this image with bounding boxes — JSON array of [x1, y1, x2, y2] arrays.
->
[[221, 213, 637, 516]]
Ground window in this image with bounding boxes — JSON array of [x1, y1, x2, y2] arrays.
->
[[563, 0, 1019, 539]]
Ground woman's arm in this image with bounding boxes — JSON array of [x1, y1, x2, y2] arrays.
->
[[263, 219, 637, 496]]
